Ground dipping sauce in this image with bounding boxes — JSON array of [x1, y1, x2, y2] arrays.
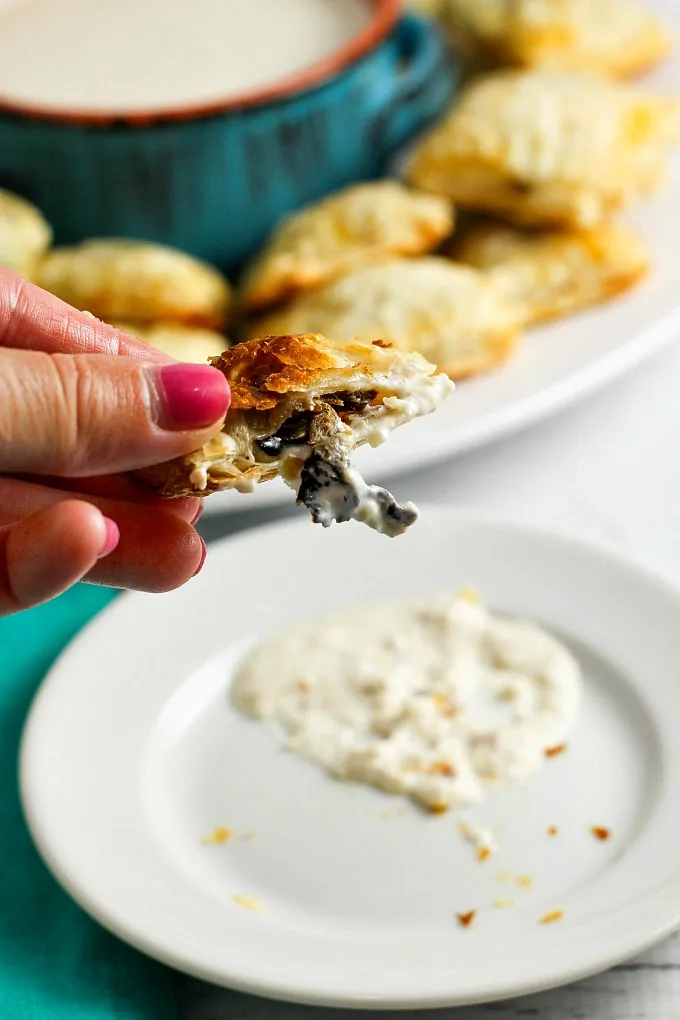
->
[[233, 593, 582, 811], [0, 0, 372, 115]]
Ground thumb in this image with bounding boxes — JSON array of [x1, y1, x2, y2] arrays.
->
[[0, 347, 230, 477], [0, 500, 119, 615]]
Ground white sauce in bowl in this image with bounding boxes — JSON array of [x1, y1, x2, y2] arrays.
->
[[233, 593, 582, 811], [0, 0, 372, 115]]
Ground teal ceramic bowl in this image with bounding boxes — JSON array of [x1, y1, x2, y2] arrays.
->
[[0, 3, 457, 273]]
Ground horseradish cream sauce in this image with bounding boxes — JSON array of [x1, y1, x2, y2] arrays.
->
[[233, 593, 582, 811]]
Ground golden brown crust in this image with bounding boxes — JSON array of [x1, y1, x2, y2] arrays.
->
[[0, 188, 52, 280], [451, 220, 649, 324], [213, 334, 343, 411], [239, 181, 454, 312], [406, 70, 680, 229], [247, 258, 523, 381], [441, 0, 672, 79], [110, 321, 229, 362], [38, 238, 232, 329]]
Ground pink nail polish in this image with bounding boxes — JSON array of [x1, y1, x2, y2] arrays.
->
[[98, 518, 120, 559], [193, 536, 207, 577], [154, 364, 230, 430], [190, 501, 205, 526]]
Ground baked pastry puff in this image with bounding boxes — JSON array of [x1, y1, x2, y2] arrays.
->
[[406, 69, 680, 228]]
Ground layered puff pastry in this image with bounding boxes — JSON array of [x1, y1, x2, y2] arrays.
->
[[247, 258, 522, 380], [110, 321, 228, 363], [0, 188, 52, 280], [37, 239, 232, 329], [406, 70, 680, 229], [137, 333, 453, 537], [239, 181, 455, 312], [451, 221, 649, 324], [441, 0, 672, 79]]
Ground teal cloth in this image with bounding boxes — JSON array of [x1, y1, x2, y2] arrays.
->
[[0, 586, 180, 1020]]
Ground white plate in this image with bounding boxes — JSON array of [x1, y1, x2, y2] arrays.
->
[[205, 0, 680, 517], [20, 510, 680, 1009]]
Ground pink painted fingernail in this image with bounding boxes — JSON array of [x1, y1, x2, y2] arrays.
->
[[97, 517, 120, 559], [153, 364, 230, 430], [190, 501, 205, 526], [193, 536, 207, 577]]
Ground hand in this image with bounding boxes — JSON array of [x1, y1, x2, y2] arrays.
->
[[0, 268, 230, 615]]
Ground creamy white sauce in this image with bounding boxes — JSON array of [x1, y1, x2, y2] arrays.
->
[[0, 0, 370, 114], [233, 594, 582, 811], [278, 369, 454, 535]]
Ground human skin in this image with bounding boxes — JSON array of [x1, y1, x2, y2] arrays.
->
[[0, 268, 231, 615]]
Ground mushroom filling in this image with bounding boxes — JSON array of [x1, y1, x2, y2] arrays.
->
[[255, 391, 418, 537]]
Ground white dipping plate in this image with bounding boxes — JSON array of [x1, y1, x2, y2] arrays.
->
[[20, 510, 680, 1009]]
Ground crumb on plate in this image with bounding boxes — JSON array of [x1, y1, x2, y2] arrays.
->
[[477, 846, 493, 862], [493, 898, 515, 909], [591, 826, 611, 841], [458, 587, 480, 603], [540, 910, 564, 925], [547, 826, 559, 837], [545, 743, 568, 758], [456, 910, 477, 928], [233, 894, 262, 913], [516, 875, 533, 888], [202, 826, 233, 845]]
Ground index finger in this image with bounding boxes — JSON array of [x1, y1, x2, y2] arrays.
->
[[0, 267, 172, 360]]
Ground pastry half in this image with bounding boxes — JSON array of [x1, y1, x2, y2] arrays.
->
[[406, 69, 680, 228], [451, 220, 649, 324], [239, 181, 454, 312], [38, 238, 232, 329], [136, 332, 454, 537], [248, 258, 522, 380]]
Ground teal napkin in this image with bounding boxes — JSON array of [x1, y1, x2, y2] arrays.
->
[[0, 585, 180, 1020]]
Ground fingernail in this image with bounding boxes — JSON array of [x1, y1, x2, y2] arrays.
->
[[152, 364, 230, 430], [98, 517, 120, 559], [190, 501, 205, 526], [193, 536, 207, 577]]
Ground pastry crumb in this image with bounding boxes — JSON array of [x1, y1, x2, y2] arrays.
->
[[431, 691, 458, 717], [202, 826, 233, 845], [547, 825, 559, 837], [540, 910, 564, 925], [456, 910, 476, 928], [233, 894, 262, 913], [545, 743, 568, 758], [516, 875, 533, 888], [493, 898, 515, 909], [429, 803, 449, 815], [477, 846, 492, 862], [591, 826, 611, 841], [458, 587, 480, 604]]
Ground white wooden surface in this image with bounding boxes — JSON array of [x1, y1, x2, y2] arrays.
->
[[187, 335, 680, 1019]]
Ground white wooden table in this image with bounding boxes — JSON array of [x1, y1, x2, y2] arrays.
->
[[189, 335, 680, 1019]]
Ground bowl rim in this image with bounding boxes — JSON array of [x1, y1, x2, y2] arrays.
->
[[0, 0, 400, 126]]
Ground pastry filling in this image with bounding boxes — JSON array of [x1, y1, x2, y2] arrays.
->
[[256, 394, 418, 538]]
